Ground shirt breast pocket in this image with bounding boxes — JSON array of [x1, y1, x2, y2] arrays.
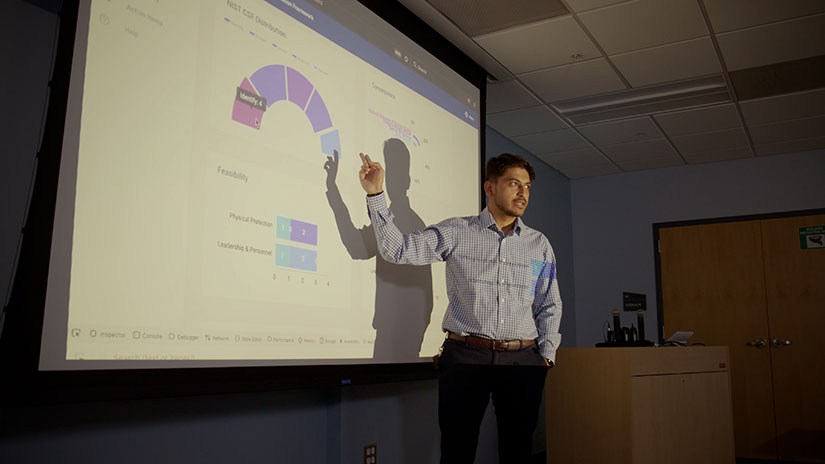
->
[[508, 260, 534, 302], [454, 253, 495, 284], [452, 239, 496, 281]]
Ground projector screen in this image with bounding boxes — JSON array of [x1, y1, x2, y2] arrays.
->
[[38, 0, 481, 370]]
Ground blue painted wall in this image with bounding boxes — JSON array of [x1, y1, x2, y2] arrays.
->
[[570, 149, 825, 348]]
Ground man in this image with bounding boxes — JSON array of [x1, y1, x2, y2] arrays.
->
[[358, 151, 562, 463]]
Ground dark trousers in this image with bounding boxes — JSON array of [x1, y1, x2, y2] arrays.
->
[[438, 339, 548, 464]]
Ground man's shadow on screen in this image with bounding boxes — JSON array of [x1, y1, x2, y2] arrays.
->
[[324, 139, 433, 362]]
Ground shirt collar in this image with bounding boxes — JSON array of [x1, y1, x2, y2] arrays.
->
[[480, 207, 524, 236]]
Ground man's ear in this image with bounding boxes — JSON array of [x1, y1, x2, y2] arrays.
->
[[483, 180, 493, 196]]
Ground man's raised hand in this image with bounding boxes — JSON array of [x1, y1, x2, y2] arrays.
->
[[324, 149, 340, 190], [359, 152, 384, 195]]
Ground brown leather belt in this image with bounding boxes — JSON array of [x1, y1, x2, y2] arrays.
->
[[447, 331, 535, 351]]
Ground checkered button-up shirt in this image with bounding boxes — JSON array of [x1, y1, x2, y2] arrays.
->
[[366, 193, 562, 362]]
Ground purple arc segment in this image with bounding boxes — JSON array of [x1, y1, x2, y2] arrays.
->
[[250, 65, 286, 106], [232, 77, 265, 130], [286, 67, 313, 109], [304, 91, 333, 133]]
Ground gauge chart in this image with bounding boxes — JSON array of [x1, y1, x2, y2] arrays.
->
[[232, 64, 341, 158]]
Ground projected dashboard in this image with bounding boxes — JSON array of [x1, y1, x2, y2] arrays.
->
[[39, 0, 480, 369]]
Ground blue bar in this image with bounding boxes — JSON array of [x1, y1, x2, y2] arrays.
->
[[320, 130, 340, 157], [275, 244, 317, 272], [263, 0, 478, 129], [289, 246, 317, 272]]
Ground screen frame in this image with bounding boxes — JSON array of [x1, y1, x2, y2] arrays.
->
[[0, 0, 487, 405]]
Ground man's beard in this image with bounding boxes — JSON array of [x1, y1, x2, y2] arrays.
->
[[495, 195, 526, 217]]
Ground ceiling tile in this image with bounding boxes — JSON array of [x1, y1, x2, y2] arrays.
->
[[753, 136, 825, 156], [739, 88, 825, 126], [618, 156, 684, 171], [474, 16, 601, 74], [486, 106, 568, 137], [518, 58, 626, 102], [577, 0, 708, 55], [716, 13, 825, 71], [536, 147, 610, 168], [426, 0, 568, 37], [729, 55, 825, 101], [599, 138, 681, 164], [511, 129, 590, 154], [655, 104, 742, 136], [703, 0, 825, 33], [748, 115, 825, 145], [671, 128, 749, 154], [610, 37, 721, 88], [556, 163, 622, 179], [536, 147, 621, 179], [565, 0, 631, 14], [486, 79, 542, 114], [682, 147, 753, 164], [577, 117, 662, 146]]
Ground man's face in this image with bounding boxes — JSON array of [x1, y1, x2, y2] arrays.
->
[[486, 166, 531, 218]]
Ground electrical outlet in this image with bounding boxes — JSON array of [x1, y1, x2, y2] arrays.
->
[[363, 443, 377, 464]]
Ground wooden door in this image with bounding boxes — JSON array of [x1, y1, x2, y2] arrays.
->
[[659, 221, 777, 459], [760, 214, 825, 461]]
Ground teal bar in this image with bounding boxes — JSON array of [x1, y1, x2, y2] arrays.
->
[[276, 244, 291, 267], [276, 216, 291, 241]]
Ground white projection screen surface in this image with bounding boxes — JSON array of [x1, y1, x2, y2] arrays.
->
[[39, 0, 481, 370]]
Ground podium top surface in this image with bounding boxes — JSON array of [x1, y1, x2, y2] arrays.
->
[[554, 346, 730, 376]]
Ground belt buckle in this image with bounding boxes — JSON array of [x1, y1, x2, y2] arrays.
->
[[493, 340, 508, 351]]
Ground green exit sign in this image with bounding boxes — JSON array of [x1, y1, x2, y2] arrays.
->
[[799, 226, 825, 250]]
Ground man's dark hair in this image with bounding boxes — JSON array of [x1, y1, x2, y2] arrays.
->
[[485, 153, 535, 182]]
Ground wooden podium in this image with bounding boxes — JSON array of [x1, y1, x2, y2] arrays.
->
[[546, 347, 735, 464]]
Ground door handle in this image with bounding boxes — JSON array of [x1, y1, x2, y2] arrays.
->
[[747, 338, 767, 348], [772, 338, 792, 348]]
